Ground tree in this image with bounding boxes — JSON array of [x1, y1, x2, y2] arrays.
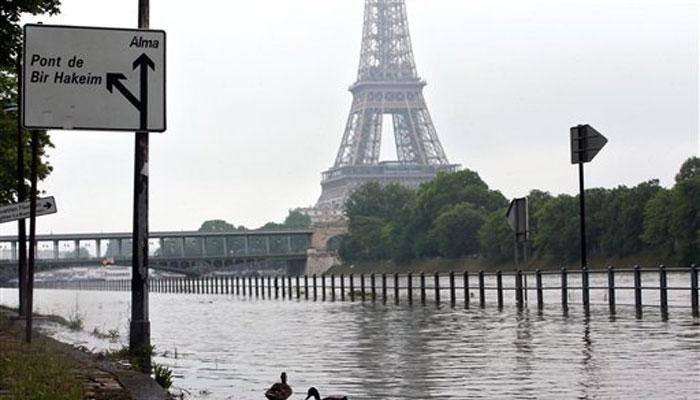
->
[[283, 210, 311, 229], [428, 203, 487, 258], [0, 0, 61, 205], [533, 195, 580, 262], [0, 72, 53, 205], [198, 219, 240, 232], [675, 156, 700, 183], [478, 208, 514, 262], [642, 189, 674, 256], [1, 1, 61, 69], [667, 176, 700, 264]]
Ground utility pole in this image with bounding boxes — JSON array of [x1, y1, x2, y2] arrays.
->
[[15, 47, 27, 317], [129, 0, 151, 371]]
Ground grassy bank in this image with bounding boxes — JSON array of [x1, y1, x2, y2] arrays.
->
[[327, 252, 672, 275], [0, 306, 168, 400], [0, 309, 84, 400]]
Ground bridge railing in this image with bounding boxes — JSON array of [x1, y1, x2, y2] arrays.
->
[[22, 265, 700, 320]]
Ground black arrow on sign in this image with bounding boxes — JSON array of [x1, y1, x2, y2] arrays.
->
[[106, 53, 156, 131], [42, 202, 52, 210]]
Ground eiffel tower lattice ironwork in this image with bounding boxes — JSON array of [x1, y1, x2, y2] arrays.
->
[[315, 0, 458, 217]]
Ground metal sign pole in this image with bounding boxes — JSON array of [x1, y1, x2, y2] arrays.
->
[[25, 131, 39, 343], [15, 46, 28, 317], [578, 161, 587, 268], [129, 0, 151, 371]]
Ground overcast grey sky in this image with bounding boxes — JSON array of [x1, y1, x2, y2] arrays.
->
[[3, 0, 698, 234]]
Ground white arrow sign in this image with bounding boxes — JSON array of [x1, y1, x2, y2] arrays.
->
[[0, 197, 57, 224], [23, 24, 166, 132]]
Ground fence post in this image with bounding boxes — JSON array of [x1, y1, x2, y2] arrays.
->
[[420, 272, 426, 305], [360, 274, 366, 302], [382, 273, 387, 304], [561, 267, 568, 313], [407, 273, 413, 305], [516, 269, 523, 309], [313, 274, 317, 301], [288, 276, 292, 300], [536, 269, 543, 311], [340, 274, 345, 301], [634, 265, 642, 319], [582, 266, 590, 315], [449, 272, 455, 308], [479, 271, 485, 308], [274, 276, 279, 299], [394, 273, 399, 305], [434, 272, 441, 306], [349, 274, 355, 302], [261, 276, 266, 300], [691, 265, 698, 319], [282, 275, 287, 299], [321, 274, 326, 301], [296, 275, 300, 299], [235, 277, 240, 295], [249, 276, 253, 297], [496, 271, 503, 310], [256, 276, 260, 298], [304, 275, 309, 300], [331, 274, 336, 302], [607, 266, 615, 315], [371, 274, 376, 302], [463, 271, 470, 309], [659, 265, 668, 320]]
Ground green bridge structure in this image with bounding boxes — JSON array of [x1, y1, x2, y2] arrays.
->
[[0, 230, 314, 276]]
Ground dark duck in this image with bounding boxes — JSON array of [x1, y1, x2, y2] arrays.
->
[[305, 387, 348, 400], [265, 372, 293, 400]]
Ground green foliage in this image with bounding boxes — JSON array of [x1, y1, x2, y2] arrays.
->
[[152, 363, 174, 389], [532, 195, 580, 262], [0, 1, 58, 205], [675, 156, 700, 183], [198, 219, 241, 232], [478, 208, 514, 261], [1, 0, 61, 69], [338, 158, 700, 266], [0, 338, 83, 400], [283, 210, 312, 229], [66, 306, 84, 331], [429, 203, 486, 258]]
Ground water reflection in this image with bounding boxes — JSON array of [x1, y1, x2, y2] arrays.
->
[[0, 288, 698, 399]]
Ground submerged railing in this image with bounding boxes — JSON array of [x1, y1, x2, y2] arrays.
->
[[31, 265, 699, 320]]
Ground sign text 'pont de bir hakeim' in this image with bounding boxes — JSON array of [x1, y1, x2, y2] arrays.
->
[[23, 24, 166, 132]]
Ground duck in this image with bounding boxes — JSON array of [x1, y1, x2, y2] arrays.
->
[[305, 387, 348, 400], [265, 372, 293, 400]]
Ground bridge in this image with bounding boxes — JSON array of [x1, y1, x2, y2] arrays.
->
[[0, 230, 314, 276]]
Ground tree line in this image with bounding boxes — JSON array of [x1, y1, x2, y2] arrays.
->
[[339, 157, 699, 266]]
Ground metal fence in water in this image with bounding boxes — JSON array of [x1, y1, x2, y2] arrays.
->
[[31, 265, 699, 320]]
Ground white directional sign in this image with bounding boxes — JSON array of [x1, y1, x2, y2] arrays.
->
[[23, 24, 166, 132], [0, 197, 57, 224]]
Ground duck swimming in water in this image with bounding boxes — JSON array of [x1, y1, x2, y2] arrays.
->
[[305, 387, 347, 400], [265, 372, 293, 400]]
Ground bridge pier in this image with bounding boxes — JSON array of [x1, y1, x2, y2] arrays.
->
[[96, 240, 102, 258], [53, 240, 59, 259]]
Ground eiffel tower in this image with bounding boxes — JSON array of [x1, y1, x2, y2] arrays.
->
[[315, 0, 458, 217]]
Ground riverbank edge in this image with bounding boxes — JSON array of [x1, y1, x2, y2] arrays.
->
[[0, 305, 171, 400]]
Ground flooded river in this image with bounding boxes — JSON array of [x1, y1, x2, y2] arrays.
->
[[1, 287, 698, 399]]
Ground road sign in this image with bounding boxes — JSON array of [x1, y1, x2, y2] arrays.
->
[[0, 196, 57, 224], [22, 24, 166, 132], [506, 197, 529, 243], [571, 124, 607, 164]]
